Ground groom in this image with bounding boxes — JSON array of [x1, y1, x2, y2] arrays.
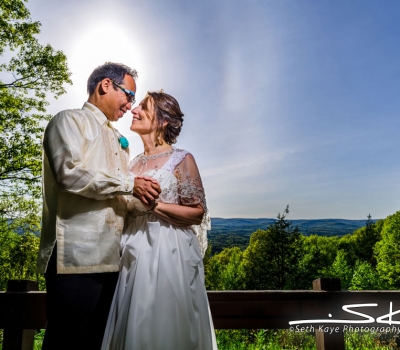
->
[[37, 62, 161, 350]]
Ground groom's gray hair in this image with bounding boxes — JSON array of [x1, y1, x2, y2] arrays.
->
[[87, 62, 138, 95]]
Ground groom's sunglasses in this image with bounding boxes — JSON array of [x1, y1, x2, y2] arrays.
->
[[110, 79, 136, 105]]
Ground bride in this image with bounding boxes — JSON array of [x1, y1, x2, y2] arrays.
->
[[101, 91, 218, 350]]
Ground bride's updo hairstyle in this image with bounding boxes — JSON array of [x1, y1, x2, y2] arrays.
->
[[142, 91, 184, 146]]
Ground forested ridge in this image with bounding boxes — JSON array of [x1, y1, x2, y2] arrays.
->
[[208, 217, 369, 254], [204, 207, 396, 292], [0, 206, 398, 293]]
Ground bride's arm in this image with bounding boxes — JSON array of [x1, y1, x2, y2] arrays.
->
[[147, 202, 204, 226], [142, 152, 207, 227]]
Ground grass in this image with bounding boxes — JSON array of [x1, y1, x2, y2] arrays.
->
[[216, 329, 316, 350], [33, 329, 45, 350], [345, 330, 399, 350], [0, 329, 44, 350], [0, 328, 399, 349], [215, 329, 400, 350]]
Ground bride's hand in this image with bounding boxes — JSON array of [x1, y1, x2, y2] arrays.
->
[[141, 200, 158, 212], [133, 177, 161, 204]]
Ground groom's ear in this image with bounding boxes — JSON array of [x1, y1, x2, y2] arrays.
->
[[162, 121, 168, 128], [98, 78, 113, 95]]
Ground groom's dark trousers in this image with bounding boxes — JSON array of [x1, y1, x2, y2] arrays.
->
[[42, 247, 119, 350]]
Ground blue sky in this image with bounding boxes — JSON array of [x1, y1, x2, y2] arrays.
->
[[25, 0, 400, 219]]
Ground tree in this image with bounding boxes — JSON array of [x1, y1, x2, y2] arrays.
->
[[296, 235, 340, 289], [322, 250, 353, 289], [243, 206, 302, 290], [205, 247, 246, 290], [349, 260, 383, 291], [0, 228, 44, 290], [375, 211, 400, 289], [350, 214, 380, 266], [0, 0, 72, 234]]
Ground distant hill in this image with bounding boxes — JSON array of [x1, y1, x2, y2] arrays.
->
[[12, 217, 371, 254], [208, 218, 371, 254]]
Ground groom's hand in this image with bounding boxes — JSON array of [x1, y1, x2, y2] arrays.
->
[[133, 176, 161, 204]]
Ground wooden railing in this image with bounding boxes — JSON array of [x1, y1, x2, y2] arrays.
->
[[2, 278, 400, 350]]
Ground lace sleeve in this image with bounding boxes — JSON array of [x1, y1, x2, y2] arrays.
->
[[175, 153, 210, 257]]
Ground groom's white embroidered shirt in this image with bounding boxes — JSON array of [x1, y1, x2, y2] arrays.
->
[[37, 102, 134, 274]]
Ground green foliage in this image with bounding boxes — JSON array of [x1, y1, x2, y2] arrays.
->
[[360, 214, 381, 264], [375, 211, 400, 289], [0, 0, 40, 55], [206, 213, 391, 292], [208, 218, 370, 255], [339, 214, 381, 267], [215, 329, 400, 350], [336, 234, 358, 267], [0, 0, 72, 234], [206, 247, 246, 290], [33, 329, 45, 349], [291, 222, 386, 290], [297, 235, 339, 287], [0, 328, 44, 349], [243, 206, 302, 290], [207, 231, 250, 254], [0, 228, 44, 290], [203, 243, 213, 269], [5, 328, 400, 350], [317, 214, 385, 290], [344, 330, 399, 350], [321, 250, 354, 289], [216, 329, 316, 350], [349, 260, 385, 290], [375, 219, 385, 237]]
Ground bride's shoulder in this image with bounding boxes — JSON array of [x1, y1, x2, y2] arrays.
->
[[128, 153, 145, 174], [171, 149, 202, 172], [174, 148, 198, 160], [129, 152, 144, 164], [171, 148, 194, 163], [161, 148, 188, 173], [173, 147, 189, 155]]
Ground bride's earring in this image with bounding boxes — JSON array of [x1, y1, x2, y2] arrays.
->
[[155, 131, 163, 147]]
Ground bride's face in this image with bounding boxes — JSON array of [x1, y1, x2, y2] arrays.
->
[[130, 97, 157, 135]]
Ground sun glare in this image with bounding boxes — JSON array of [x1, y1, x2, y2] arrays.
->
[[64, 20, 148, 154]]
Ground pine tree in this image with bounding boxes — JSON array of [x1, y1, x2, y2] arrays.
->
[[243, 206, 302, 290]]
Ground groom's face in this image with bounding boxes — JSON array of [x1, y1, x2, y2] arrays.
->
[[107, 74, 137, 122]]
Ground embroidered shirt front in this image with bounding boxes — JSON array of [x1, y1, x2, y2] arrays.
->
[[37, 102, 135, 274]]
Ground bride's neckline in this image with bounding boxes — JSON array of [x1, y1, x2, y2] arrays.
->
[[140, 148, 175, 160]]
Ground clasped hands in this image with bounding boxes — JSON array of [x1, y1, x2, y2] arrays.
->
[[133, 176, 161, 211]]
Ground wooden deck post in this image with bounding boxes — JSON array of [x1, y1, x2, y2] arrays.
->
[[313, 278, 345, 350], [2, 280, 39, 350]]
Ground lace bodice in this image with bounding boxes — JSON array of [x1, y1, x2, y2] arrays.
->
[[127, 148, 210, 256]]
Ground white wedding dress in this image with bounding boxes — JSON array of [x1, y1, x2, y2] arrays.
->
[[101, 148, 218, 350]]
